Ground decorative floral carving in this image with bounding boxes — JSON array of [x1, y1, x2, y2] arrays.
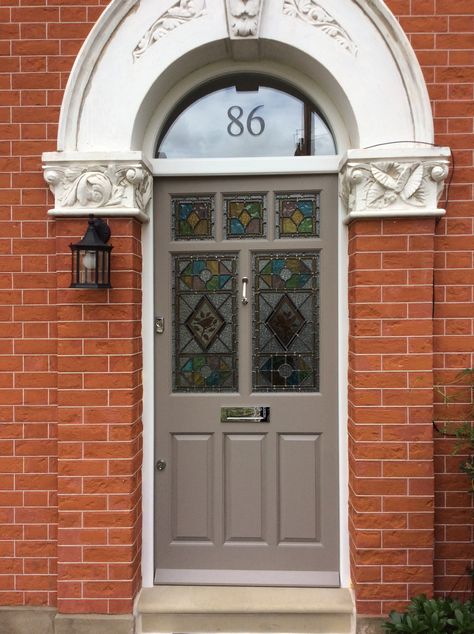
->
[[283, 0, 357, 55], [127, 167, 153, 212], [226, 0, 262, 36], [133, 0, 206, 61], [340, 159, 450, 216], [43, 162, 153, 216], [365, 161, 426, 208], [58, 165, 126, 208]]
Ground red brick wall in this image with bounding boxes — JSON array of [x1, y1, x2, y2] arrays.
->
[[55, 218, 143, 614], [0, 0, 132, 612], [348, 218, 437, 616], [0, 0, 473, 618], [391, 0, 474, 605]]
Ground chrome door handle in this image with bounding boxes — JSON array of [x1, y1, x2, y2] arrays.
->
[[241, 277, 248, 305], [156, 459, 167, 471]]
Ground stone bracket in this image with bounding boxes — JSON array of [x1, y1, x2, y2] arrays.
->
[[339, 147, 451, 224], [42, 152, 153, 223]]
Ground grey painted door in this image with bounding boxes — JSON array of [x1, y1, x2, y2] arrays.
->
[[154, 175, 339, 586]]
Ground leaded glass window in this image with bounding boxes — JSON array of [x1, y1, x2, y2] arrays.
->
[[223, 194, 266, 238], [276, 192, 320, 238], [253, 252, 319, 391], [173, 254, 238, 391], [172, 195, 214, 240]]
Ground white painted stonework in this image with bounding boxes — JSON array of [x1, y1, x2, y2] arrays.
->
[[340, 147, 451, 222], [43, 0, 449, 221], [43, 152, 153, 221]]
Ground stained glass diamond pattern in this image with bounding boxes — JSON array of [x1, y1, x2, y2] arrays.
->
[[253, 252, 319, 392], [174, 254, 238, 392], [266, 294, 305, 349], [186, 296, 225, 350], [276, 193, 320, 238]]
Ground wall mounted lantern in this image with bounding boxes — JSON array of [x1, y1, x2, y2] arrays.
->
[[70, 215, 113, 288]]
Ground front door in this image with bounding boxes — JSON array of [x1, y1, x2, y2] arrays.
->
[[154, 174, 339, 586]]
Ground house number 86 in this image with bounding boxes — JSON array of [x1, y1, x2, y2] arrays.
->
[[227, 105, 265, 137]]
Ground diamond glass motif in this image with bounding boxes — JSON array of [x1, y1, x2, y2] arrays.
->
[[172, 195, 214, 240], [253, 252, 319, 391], [186, 296, 225, 350], [266, 295, 305, 349], [174, 254, 237, 391], [276, 193, 320, 238], [224, 194, 266, 238]]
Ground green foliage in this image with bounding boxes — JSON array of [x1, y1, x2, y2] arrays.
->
[[384, 595, 474, 633], [435, 368, 474, 493]]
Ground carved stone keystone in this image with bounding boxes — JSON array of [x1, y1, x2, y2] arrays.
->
[[225, 0, 263, 38]]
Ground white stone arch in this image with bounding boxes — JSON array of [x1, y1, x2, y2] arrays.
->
[[44, 0, 450, 225], [57, 0, 433, 154]]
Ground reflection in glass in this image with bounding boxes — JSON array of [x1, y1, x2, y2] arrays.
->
[[157, 79, 336, 159]]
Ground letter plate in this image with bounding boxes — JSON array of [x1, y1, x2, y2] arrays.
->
[[221, 406, 270, 423]]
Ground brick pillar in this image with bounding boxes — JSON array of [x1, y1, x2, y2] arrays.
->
[[348, 217, 436, 616], [55, 218, 142, 614]]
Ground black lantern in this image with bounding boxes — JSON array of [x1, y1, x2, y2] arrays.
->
[[70, 215, 112, 288]]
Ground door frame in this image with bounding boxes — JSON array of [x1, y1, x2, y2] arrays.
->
[[140, 139, 350, 588]]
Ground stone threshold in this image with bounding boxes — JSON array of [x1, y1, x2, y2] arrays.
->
[[137, 585, 355, 633]]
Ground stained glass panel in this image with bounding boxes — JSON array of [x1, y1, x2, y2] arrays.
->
[[174, 254, 238, 391], [172, 195, 214, 240], [224, 194, 266, 239], [253, 252, 319, 391], [276, 193, 320, 238]]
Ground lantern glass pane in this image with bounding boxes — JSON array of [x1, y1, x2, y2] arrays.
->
[[97, 250, 104, 285], [80, 249, 98, 285]]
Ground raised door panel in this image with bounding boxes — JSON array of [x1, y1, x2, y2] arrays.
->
[[171, 434, 214, 541], [224, 433, 267, 542], [278, 434, 321, 543]]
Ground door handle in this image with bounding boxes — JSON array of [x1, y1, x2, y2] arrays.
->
[[241, 277, 249, 305], [156, 459, 167, 471]]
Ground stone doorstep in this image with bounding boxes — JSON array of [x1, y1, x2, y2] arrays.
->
[[137, 586, 354, 634]]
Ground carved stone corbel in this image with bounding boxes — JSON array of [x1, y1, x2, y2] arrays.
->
[[42, 153, 153, 223], [339, 147, 451, 223]]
